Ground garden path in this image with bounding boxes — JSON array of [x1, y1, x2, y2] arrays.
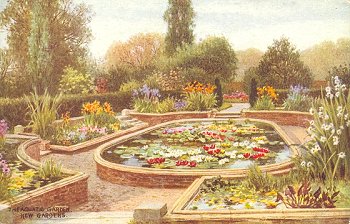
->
[[221, 103, 250, 113], [42, 150, 186, 212]]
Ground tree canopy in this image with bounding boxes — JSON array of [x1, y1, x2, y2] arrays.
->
[[0, 0, 92, 95], [164, 0, 195, 55], [256, 37, 313, 88]]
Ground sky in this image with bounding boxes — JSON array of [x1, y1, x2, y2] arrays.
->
[[0, 0, 350, 59]]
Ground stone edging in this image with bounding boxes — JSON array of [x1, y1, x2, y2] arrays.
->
[[49, 123, 149, 152], [1, 138, 89, 220], [165, 176, 350, 223], [94, 118, 299, 188]]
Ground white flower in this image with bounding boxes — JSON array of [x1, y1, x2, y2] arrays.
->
[[335, 92, 340, 98], [320, 136, 327, 142], [141, 145, 149, 150], [237, 154, 244, 159], [333, 136, 339, 146], [331, 129, 335, 135], [309, 120, 314, 126], [301, 161, 306, 167], [311, 143, 321, 154], [345, 114, 349, 120], [325, 86, 332, 94], [324, 115, 329, 120], [336, 129, 342, 135], [341, 84, 347, 91], [218, 158, 230, 165], [233, 142, 239, 147], [307, 162, 313, 168], [340, 125, 344, 130], [338, 152, 346, 159], [309, 108, 314, 115]]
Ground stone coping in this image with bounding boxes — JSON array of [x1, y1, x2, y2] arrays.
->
[[166, 176, 350, 223], [49, 123, 149, 153], [129, 111, 211, 116], [0, 138, 89, 206], [94, 118, 300, 187]]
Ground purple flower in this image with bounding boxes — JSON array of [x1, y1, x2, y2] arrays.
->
[[0, 120, 9, 137], [175, 101, 187, 110], [2, 166, 10, 175]]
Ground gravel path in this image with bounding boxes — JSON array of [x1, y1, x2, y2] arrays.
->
[[42, 150, 185, 212]]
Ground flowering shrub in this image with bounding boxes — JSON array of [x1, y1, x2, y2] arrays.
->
[[154, 69, 183, 91], [184, 81, 216, 94], [254, 86, 277, 110], [305, 76, 349, 190], [223, 91, 249, 103], [59, 67, 94, 94], [283, 85, 312, 112], [0, 120, 9, 147], [183, 81, 217, 111]]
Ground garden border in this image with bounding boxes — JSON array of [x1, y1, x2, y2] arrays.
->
[[164, 176, 350, 223], [49, 122, 149, 153], [94, 118, 300, 188], [1, 138, 89, 222]]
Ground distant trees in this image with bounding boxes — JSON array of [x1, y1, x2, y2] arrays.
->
[[328, 63, 350, 86], [164, 0, 195, 55], [158, 36, 238, 83], [235, 48, 263, 81], [256, 37, 313, 88], [301, 38, 350, 80], [0, 0, 92, 96]]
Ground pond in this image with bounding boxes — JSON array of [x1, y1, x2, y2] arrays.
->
[[101, 119, 292, 169]]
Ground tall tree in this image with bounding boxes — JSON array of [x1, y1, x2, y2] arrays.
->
[[163, 0, 195, 55], [256, 37, 313, 88], [28, 0, 52, 94], [0, 0, 92, 95]]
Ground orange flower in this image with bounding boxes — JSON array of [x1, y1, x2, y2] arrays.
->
[[103, 102, 115, 115]]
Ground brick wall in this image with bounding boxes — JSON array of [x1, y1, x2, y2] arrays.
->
[[129, 112, 209, 126], [241, 111, 313, 127], [96, 163, 198, 188]]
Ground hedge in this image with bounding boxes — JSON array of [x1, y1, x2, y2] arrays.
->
[[0, 92, 132, 128], [0, 90, 182, 128]]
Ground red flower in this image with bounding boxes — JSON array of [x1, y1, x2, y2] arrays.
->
[[189, 161, 197, 167], [253, 147, 270, 153], [243, 153, 251, 159]]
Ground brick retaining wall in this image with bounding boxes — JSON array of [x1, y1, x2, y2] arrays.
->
[[241, 111, 312, 127]]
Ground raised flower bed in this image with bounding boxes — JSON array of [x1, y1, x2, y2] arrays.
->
[[166, 176, 350, 223], [1, 137, 88, 222], [48, 101, 148, 152]]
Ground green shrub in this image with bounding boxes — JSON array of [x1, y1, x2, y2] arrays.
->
[[59, 67, 94, 94], [24, 90, 62, 138], [157, 97, 176, 113], [185, 92, 217, 111], [119, 80, 142, 92], [253, 96, 275, 110], [38, 159, 63, 180]]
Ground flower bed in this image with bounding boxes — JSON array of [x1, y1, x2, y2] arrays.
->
[[223, 92, 248, 103], [1, 138, 88, 222], [165, 176, 350, 223], [94, 118, 299, 188]]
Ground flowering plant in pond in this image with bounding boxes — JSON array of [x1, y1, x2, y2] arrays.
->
[[108, 121, 286, 169], [305, 76, 349, 190], [283, 85, 312, 112]]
